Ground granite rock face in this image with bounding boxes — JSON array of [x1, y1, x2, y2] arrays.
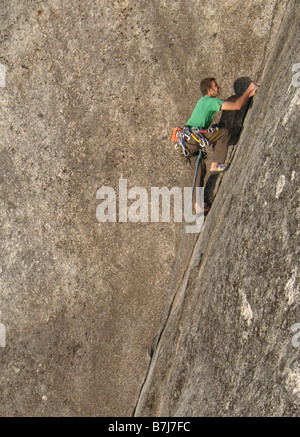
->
[[135, 0, 300, 417], [0, 0, 294, 416]]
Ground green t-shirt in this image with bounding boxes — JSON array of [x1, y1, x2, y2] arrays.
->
[[186, 95, 224, 129]]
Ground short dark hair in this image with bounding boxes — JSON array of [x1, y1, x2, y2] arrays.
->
[[200, 77, 215, 96]]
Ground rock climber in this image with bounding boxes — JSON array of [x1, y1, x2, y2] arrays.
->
[[184, 77, 258, 213]]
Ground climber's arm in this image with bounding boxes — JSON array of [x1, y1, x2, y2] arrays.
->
[[221, 82, 258, 111]]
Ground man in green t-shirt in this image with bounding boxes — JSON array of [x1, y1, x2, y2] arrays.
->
[[185, 77, 257, 212]]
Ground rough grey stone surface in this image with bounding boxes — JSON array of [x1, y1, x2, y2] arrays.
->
[[135, 0, 300, 417], [0, 0, 292, 416]]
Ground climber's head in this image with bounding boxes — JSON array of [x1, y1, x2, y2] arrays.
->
[[200, 78, 220, 97]]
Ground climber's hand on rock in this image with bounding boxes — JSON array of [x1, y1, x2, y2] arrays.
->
[[249, 82, 259, 97]]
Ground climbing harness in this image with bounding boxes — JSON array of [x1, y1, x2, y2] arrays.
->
[[171, 126, 218, 159]]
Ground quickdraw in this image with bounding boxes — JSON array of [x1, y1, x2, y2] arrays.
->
[[171, 127, 190, 157]]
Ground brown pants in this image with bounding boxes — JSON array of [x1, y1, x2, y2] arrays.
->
[[205, 127, 230, 164], [185, 127, 230, 205]]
